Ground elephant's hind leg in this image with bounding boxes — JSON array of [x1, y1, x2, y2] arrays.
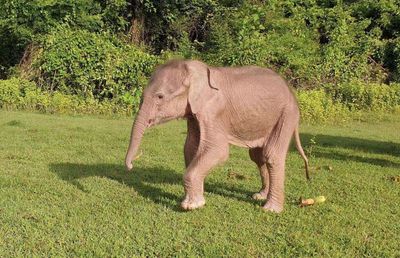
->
[[249, 148, 269, 200], [262, 113, 296, 213]]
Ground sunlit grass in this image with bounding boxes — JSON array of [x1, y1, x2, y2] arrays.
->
[[0, 110, 399, 256]]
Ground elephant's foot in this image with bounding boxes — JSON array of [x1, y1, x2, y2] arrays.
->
[[252, 190, 268, 201], [181, 195, 205, 211], [262, 200, 283, 213]]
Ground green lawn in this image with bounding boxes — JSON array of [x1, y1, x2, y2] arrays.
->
[[0, 110, 399, 257]]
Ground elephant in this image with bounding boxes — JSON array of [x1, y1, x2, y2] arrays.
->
[[125, 59, 309, 213]]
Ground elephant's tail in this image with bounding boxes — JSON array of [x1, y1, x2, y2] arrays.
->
[[294, 126, 310, 181]]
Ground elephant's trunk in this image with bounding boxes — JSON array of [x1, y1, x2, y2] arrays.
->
[[125, 105, 149, 171]]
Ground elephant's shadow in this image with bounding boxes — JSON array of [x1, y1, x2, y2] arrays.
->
[[50, 163, 257, 211], [299, 133, 400, 168]]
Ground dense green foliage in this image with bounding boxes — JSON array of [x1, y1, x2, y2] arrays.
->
[[1, 111, 399, 256], [1, 0, 400, 118], [0, 0, 129, 77], [32, 26, 158, 100]]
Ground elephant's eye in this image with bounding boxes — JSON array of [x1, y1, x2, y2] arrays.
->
[[156, 94, 164, 100]]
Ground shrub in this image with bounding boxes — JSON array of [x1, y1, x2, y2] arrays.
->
[[326, 81, 400, 111], [28, 26, 158, 105], [296, 89, 351, 124], [0, 78, 134, 116], [0, 0, 130, 79], [297, 81, 400, 124], [0, 77, 25, 109], [200, 2, 380, 88], [316, 6, 381, 83]]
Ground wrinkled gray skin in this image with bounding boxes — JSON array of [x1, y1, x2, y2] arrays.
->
[[125, 60, 309, 213]]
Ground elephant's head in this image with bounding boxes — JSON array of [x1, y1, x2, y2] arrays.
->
[[125, 60, 221, 170]]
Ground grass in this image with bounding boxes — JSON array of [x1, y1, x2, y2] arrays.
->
[[0, 110, 399, 257]]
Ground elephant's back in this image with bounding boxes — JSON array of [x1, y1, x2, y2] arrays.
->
[[221, 66, 293, 111], [219, 67, 296, 148]]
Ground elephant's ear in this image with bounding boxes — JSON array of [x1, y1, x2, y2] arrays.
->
[[184, 61, 220, 114]]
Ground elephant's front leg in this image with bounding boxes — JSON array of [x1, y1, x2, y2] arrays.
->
[[184, 117, 200, 168], [181, 135, 229, 210]]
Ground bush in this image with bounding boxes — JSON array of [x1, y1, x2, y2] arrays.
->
[[204, 5, 320, 64], [0, 78, 25, 108], [198, 2, 383, 88], [326, 81, 400, 111], [0, 78, 134, 116], [27, 26, 158, 104], [317, 6, 380, 83], [296, 89, 351, 124], [296, 81, 400, 124], [0, 0, 131, 79]]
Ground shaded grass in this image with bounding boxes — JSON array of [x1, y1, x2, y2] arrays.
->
[[0, 110, 399, 256]]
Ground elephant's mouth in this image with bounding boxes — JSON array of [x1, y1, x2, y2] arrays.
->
[[148, 118, 155, 127], [148, 116, 175, 127]]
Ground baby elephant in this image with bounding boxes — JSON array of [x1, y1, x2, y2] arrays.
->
[[125, 60, 309, 213]]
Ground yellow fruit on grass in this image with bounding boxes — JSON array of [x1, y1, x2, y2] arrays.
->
[[314, 196, 326, 203]]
